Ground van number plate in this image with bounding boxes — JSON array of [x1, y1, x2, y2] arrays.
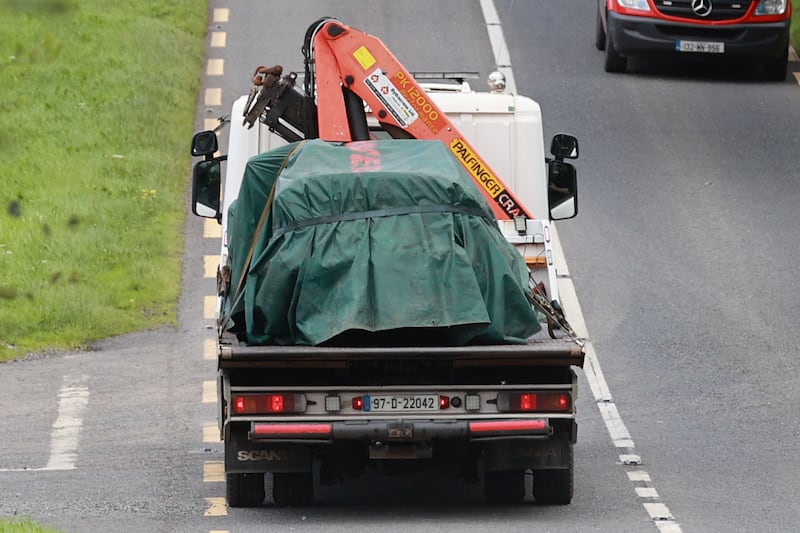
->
[[364, 394, 439, 412], [676, 40, 724, 53]]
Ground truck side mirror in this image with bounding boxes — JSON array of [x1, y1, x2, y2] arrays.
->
[[548, 160, 578, 220], [191, 130, 219, 159], [192, 159, 222, 219], [550, 133, 579, 160]]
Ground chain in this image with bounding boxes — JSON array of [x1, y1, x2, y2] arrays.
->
[[526, 275, 583, 346]]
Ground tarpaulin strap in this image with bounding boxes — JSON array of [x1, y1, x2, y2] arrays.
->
[[220, 141, 306, 329], [271, 204, 492, 237]]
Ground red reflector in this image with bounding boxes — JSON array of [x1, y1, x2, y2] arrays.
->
[[559, 394, 570, 410], [271, 394, 284, 412], [469, 419, 547, 433], [234, 396, 246, 414], [439, 396, 450, 409], [352, 397, 364, 410], [520, 393, 535, 411], [252, 423, 332, 436]]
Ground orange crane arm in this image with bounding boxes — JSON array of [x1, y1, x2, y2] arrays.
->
[[310, 19, 533, 221]]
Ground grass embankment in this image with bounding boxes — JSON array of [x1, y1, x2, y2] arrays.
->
[[793, 5, 800, 53], [0, 518, 61, 533], [0, 0, 208, 361]]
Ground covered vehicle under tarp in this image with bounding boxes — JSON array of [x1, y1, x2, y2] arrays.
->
[[223, 139, 541, 346]]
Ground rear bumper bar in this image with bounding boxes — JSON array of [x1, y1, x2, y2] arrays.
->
[[250, 418, 554, 442]]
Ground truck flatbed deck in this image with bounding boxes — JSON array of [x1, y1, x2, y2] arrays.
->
[[218, 335, 584, 368]]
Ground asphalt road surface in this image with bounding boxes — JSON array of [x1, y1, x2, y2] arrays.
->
[[2, 2, 799, 532]]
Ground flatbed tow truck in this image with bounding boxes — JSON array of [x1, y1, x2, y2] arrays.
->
[[190, 18, 586, 507]]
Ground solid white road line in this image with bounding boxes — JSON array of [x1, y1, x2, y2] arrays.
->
[[0, 374, 89, 472], [43, 375, 89, 470]]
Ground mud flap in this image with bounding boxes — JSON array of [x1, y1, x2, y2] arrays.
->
[[225, 433, 312, 474], [482, 436, 571, 472]]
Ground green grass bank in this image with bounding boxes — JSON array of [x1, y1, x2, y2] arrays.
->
[[0, 517, 61, 533], [0, 0, 208, 361]]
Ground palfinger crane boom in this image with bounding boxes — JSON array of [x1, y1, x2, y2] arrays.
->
[[254, 17, 533, 221]]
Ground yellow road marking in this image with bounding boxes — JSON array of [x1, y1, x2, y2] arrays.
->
[[204, 295, 217, 319], [210, 31, 227, 48], [207, 59, 224, 76], [212, 8, 229, 23], [204, 423, 219, 443], [205, 88, 222, 107], [204, 218, 222, 238], [202, 380, 217, 404], [204, 461, 225, 482], [204, 118, 219, 132], [204, 338, 216, 361], [204, 255, 218, 278], [204, 497, 228, 516]]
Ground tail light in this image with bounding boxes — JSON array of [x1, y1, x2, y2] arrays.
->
[[232, 393, 306, 415], [438, 395, 450, 409], [496, 391, 571, 413]]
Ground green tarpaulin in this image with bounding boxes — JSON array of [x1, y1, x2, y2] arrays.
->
[[223, 139, 540, 346]]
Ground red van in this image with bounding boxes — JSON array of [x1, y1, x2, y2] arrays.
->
[[595, 0, 792, 80]]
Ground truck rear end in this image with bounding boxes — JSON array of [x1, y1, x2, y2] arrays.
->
[[218, 333, 584, 507], [199, 137, 585, 506]]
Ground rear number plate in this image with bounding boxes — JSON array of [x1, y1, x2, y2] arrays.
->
[[364, 394, 439, 412], [676, 40, 724, 54]]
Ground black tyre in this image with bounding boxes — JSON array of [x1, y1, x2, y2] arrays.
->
[[532, 444, 573, 505], [272, 472, 314, 507], [484, 470, 526, 504], [764, 48, 788, 81], [226, 472, 266, 508], [604, 25, 627, 73], [595, 4, 606, 51]]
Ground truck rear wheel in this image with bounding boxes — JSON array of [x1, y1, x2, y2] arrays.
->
[[484, 470, 526, 504], [533, 444, 573, 505], [272, 472, 314, 506], [226, 472, 266, 508]]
